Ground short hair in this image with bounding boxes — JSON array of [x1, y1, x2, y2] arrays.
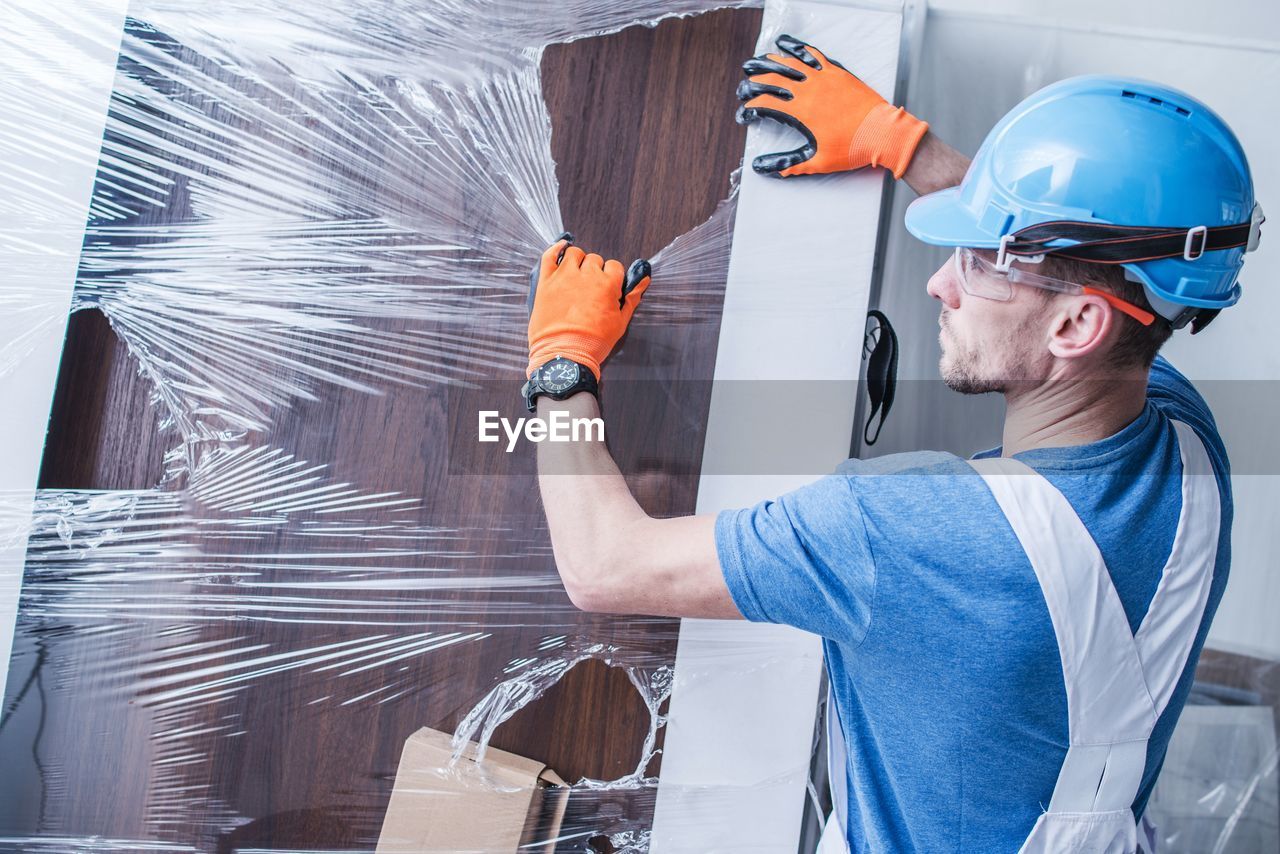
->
[[1039, 256, 1173, 369]]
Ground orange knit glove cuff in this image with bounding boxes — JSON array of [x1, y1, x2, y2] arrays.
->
[[851, 102, 929, 180]]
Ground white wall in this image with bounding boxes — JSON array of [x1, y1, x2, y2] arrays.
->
[[874, 0, 1280, 657]]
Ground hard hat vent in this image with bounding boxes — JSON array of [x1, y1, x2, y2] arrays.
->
[[1121, 89, 1191, 117]]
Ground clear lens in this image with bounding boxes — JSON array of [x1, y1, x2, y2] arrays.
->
[[953, 247, 1012, 301], [1002, 261, 1081, 295], [954, 247, 1085, 301], [952, 247, 1155, 326]]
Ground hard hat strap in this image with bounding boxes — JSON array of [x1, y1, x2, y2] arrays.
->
[[1001, 216, 1256, 266]]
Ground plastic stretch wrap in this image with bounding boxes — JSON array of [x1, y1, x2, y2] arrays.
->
[[0, 0, 839, 850], [52, 3, 742, 450]]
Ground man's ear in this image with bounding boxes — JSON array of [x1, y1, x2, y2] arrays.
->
[[1047, 292, 1114, 360]]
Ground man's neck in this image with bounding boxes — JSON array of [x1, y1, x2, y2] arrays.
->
[[1000, 367, 1149, 457]]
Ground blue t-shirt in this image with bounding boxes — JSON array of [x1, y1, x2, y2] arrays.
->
[[715, 357, 1233, 852]]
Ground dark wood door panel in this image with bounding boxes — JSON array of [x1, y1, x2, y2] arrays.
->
[[4, 7, 760, 850]]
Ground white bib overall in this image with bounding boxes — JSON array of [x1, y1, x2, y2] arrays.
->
[[817, 421, 1219, 854]]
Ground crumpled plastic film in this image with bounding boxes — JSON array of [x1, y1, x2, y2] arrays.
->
[[34, 2, 755, 450], [0, 1, 845, 850], [0, 470, 818, 850]]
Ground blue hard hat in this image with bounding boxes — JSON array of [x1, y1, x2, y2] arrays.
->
[[905, 75, 1263, 327]]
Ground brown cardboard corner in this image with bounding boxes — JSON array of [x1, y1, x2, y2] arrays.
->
[[376, 727, 569, 854]]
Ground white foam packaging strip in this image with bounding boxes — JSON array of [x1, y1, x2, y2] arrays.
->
[[653, 1, 906, 850]]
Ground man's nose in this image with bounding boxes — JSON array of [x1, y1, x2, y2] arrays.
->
[[926, 259, 961, 310]]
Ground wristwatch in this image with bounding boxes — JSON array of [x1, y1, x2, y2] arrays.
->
[[521, 356, 599, 412]]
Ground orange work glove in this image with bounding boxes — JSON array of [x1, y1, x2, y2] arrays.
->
[[527, 233, 651, 380], [735, 34, 928, 179]]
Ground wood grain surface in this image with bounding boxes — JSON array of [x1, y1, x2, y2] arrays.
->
[[3, 7, 761, 851]]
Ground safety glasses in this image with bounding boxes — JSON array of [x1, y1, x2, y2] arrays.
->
[[952, 246, 1157, 327]]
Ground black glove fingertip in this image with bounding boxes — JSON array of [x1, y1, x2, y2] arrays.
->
[[751, 153, 786, 177], [620, 258, 651, 308], [743, 56, 807, 81], [555, 231, 573, 263], [775, 33, 821, 69], [738, 80, 793, 102], [736, 105, 758, 125], [752, 148, 811, 177]]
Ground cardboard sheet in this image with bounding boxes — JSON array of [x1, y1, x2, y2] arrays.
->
[[377, 727, 569, 854]]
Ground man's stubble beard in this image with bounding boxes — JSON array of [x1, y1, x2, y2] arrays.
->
[[940, 344, 1003, 395], [938, 311, 1037, 395]]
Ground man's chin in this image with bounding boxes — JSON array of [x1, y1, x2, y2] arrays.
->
[[940, 357, 1002, 395]]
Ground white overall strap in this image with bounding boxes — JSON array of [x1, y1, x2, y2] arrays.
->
[[1134, 421, 1221, 716], [969, 421, 1220, 852], [969, 455, 1153, 814], [819, 692, 851, 854]]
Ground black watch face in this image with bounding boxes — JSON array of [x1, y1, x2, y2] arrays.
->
[[540, 358, 580, 393]]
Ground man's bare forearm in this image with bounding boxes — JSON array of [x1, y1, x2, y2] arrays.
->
[[902, 131, 971, 196], [535, 393, 646, 607], [534, 393, 738, 618]]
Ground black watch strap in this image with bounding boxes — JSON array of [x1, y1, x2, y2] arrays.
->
[[521, 358, 599, 412]]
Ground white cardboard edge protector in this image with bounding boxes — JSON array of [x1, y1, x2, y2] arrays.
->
[[651, 2, 904, 851], [0, 0, 128, 707]]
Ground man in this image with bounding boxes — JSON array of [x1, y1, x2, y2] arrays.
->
[[520, 35, 1263, 853]]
